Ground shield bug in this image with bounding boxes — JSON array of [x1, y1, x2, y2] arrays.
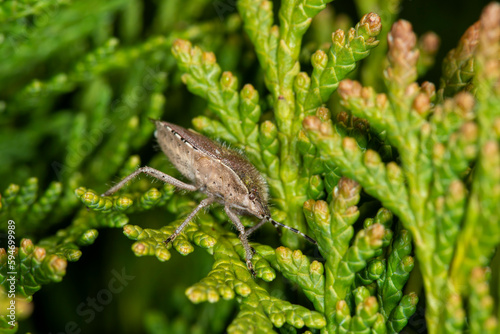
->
[[102, 120, 316, 276]]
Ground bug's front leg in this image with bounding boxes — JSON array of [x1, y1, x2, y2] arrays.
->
[[102, 166, 197, 196], [244, 218, 267, 238], [225, 207, 256, 277]]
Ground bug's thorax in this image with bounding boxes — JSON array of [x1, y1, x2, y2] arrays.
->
[[154, 120, 270, 218]]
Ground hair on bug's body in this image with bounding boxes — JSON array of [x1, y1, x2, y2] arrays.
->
[[155, 122, 270, 218], [102, 120, 316, 276]]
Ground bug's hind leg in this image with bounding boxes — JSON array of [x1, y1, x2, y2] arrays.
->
[[225, 207, 256, 277], [102, 166, 197, 196]]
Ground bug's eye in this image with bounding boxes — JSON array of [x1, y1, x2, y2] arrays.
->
[[249, 192, 256, 201]]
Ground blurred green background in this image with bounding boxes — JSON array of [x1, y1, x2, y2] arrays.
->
[[0, 0, 493, 332]]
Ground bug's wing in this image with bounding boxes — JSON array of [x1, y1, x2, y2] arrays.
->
[[159, 121, 225, 159]]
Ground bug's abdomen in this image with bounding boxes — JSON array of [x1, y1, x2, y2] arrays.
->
[[155, 120, 249, 201], [194, 157, 246, 199]]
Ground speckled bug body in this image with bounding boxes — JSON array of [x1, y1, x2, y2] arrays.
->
[[103, 120, 316, 275], [155, 121, 269, 220]]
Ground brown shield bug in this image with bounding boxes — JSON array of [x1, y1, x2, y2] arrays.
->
[[102, 120, 316, 276]]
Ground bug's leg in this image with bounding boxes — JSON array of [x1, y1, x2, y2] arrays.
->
[[245, 219, 283, 239], [225, 207, 256, 277], [244, 219, 273, 254], [251, 247, 256, 255], [102, 166, 197, 196], [164, 197, 215, 244], [244, 218, 267, 238]]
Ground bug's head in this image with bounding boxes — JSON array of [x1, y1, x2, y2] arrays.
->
[[238, 187, 270, 219]]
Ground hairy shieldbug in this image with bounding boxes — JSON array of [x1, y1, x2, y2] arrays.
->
[[102, 120, 316, 276]]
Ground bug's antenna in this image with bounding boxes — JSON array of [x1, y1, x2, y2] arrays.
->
[[267, 217, 317, 245]]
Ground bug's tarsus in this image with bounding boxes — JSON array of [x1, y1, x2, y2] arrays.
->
[[249, 264, 256, 277], [268, 218, 317, 245]]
